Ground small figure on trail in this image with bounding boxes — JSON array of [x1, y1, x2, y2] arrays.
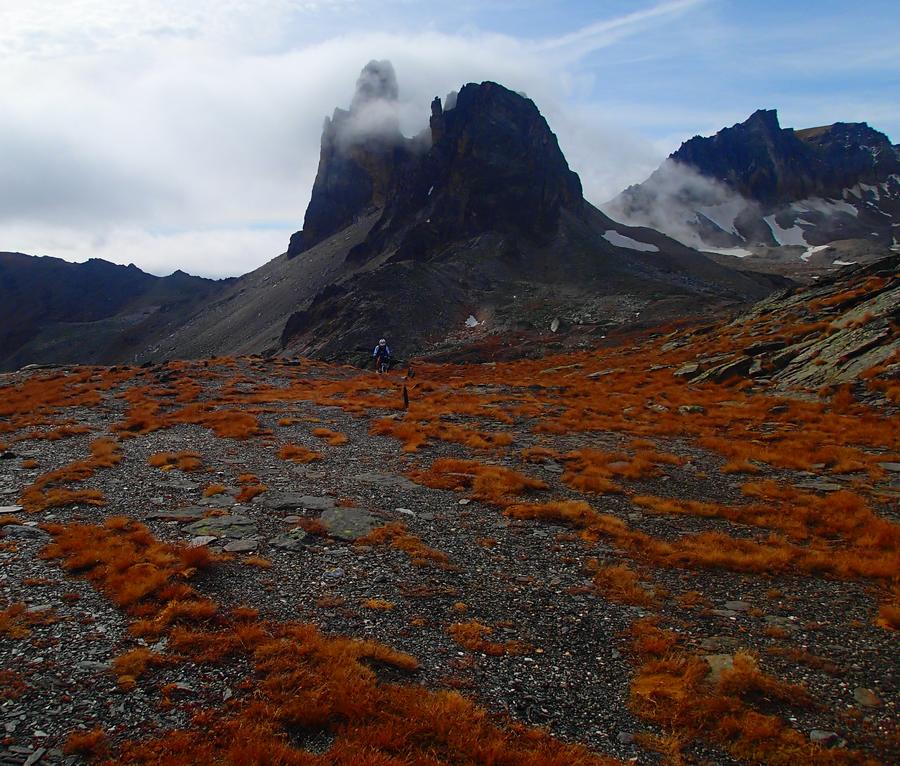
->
[[373, 338, 393, 373]]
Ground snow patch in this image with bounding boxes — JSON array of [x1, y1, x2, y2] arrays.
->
[[703, 246, 753, 258], [833, 260, 857, 266], [602, 230, 659, 252], [801, 245, 829, 262], [696, 197, 745, 236], [764, 215, 808, 246]]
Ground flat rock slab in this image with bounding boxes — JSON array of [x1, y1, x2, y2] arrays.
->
[[794, 480, 842, 492], [270, 529, 312, 551], [184, 515, 257, 539], [148, 507, 207, 522], [198, 495, 236, 507], [878, 462, 900, 473], [257, 492, 336, 512], [223, 538, 258, 553], [319, 507, 378, 541], [0, 505, 23, 514], [354, 472, 419, 491], [189, 536, 217, 547], [0, 524, 49, 539]]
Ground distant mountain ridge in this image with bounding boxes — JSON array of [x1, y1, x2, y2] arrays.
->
[[606, 110, 899, 273], [0, 253, 229, 371]]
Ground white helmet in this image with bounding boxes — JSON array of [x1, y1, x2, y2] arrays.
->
[[379, 338, 386, 345]]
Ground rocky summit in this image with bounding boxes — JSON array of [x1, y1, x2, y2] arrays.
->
[[607, 110, 900, 277], [0, 255, 897, 766]]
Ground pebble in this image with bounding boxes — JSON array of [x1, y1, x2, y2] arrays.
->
[[0, 505, 23, 514], [853, 687, 881, 707], [809, 730, 841, 747], [223, 538, 258, 553]]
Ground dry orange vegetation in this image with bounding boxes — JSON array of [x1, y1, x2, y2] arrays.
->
[[627, 630, 875, 765], [18, 437, 121, 512], [1, 273, 896, 764], [277, 443, 323, 463], [448, 620, 529, 656], [147, 451, 202, 472], [311, 426, 349, 445], [358, 521, 453, 568], [38, 518, 614, 766], [409, 458, 547, 504]]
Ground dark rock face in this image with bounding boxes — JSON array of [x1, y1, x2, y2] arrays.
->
[[672, 109, 899, 205], [287, 61, 417, 258], [351, 83, 583, 263], [289, 70, 583, 262]]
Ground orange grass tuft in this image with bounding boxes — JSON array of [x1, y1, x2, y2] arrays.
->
[[148, 451, 202, 472], [277, 443, 323, 463], [448, 619, 529, 656], [358, 522, 452, 568], [311, 427, 349, 445]]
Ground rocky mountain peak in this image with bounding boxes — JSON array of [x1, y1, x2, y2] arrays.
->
[[348, 80, 584, 263], [288, 69, 583, 262], [287, 60, 415, 258]]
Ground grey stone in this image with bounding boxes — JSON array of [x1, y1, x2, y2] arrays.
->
[[188, 536, 217, 548], [197, 495, 235, 507], [673, 363, 700, 378], [586, 368, 624, 379], [809, 730, 841, 747], [878, 462, 900, 473], [724, 601, 751, 612], [616, 732, 635, 745], [853, 687, 881, 707], [677, 405, 706, 415], [0, 505, 23, 514], [794, 480, 842, 493], [257, 492, 335, 511], [323, 567, 344, 580], [355, 472, 419, 490], [396, 508, 415, 516], [0, 524, 49, 539], [694, 356, 754, 383], [320, 507, 378, 540], [711, 608, 737, 618], [223, 538, 258, 553], [646, 403, 669, 413], [184, 515, 256, 539], [704, 654, 734, 684], [148, 507, 208, 522], [270, 528, 312, 551]]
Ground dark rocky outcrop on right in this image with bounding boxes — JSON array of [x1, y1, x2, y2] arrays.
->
[[671, 254, 899, 395]]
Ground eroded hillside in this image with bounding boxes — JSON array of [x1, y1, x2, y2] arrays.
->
[[0, 260, 897, 766]]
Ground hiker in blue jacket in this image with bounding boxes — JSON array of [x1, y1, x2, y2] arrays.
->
[[373, 338, 392, 372]]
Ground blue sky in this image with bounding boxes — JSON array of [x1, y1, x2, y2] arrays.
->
[[0, 0, 897, 276]]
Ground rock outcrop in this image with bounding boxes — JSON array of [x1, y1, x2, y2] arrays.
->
[[606, 110, 900, 273], [672, 254, 899, 396], [288, 60, 420, 257]]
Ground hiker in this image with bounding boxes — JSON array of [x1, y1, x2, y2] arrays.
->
[[373, 338, 393, 372]]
